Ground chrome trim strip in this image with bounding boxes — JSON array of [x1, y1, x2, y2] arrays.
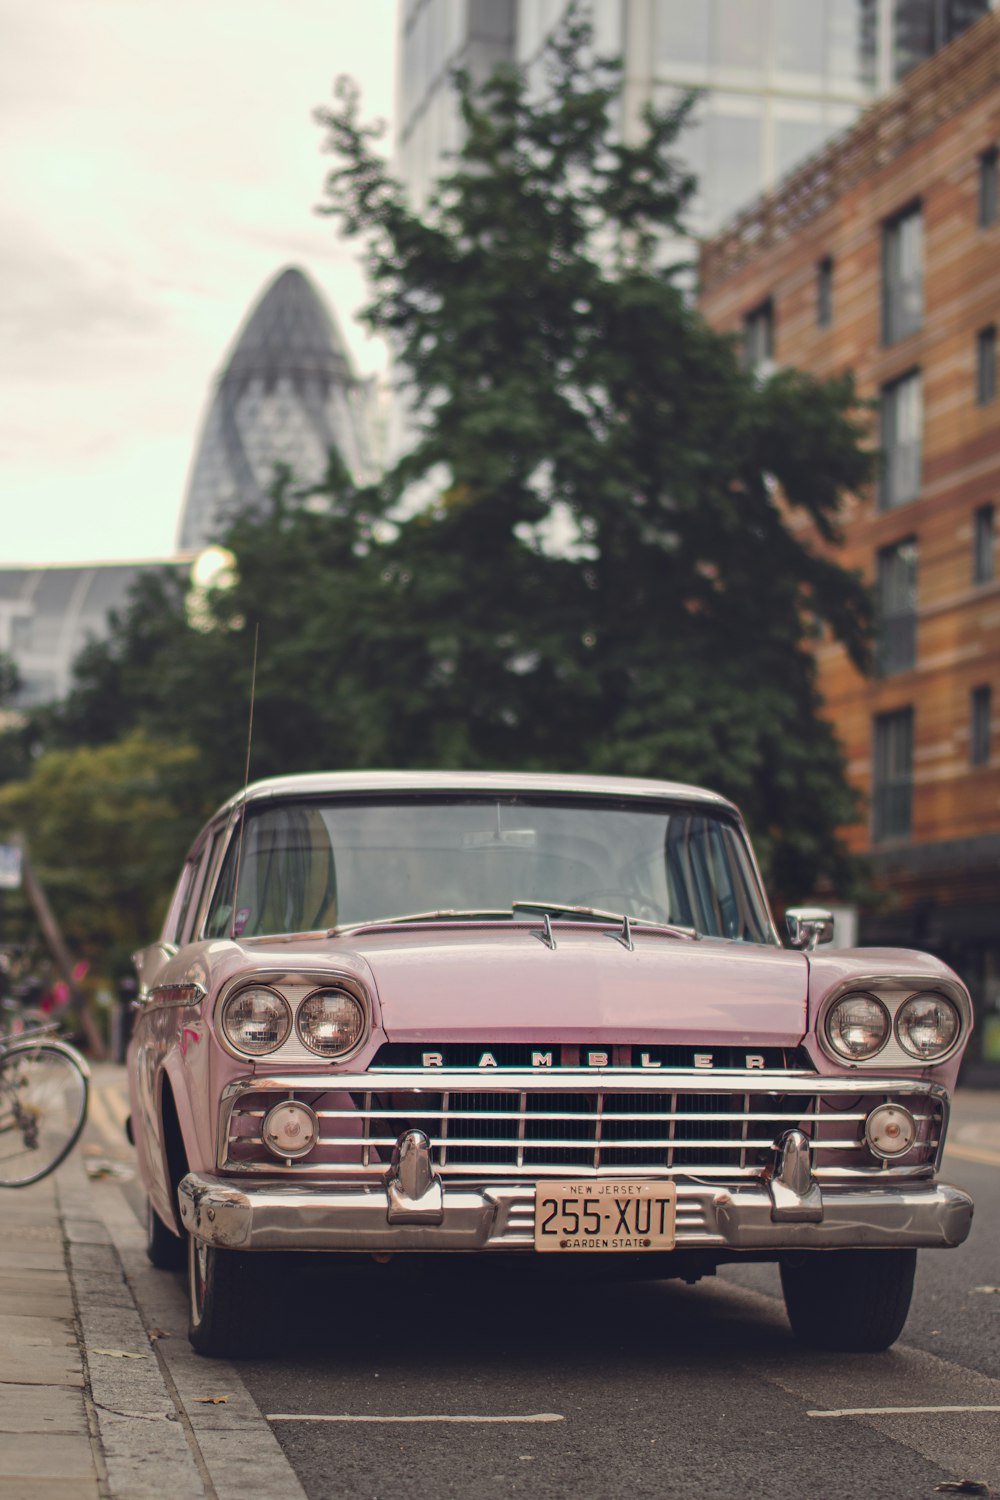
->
[[212, 1158, 939, 1181], [220, 1070, 951, 1097], [145, 980, 206, 1010]]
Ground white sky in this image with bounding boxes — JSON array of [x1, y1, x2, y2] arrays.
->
[[0, 0, 397, 565]]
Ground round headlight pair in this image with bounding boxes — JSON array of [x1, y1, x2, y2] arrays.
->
[[825, 990, 960, 1062], [220, 984, 366, 1058]]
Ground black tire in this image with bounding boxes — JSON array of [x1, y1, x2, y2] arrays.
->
[[147, 1197, 186, 1269], [188, 1234, 266, 1357], [0, 1039, 89, 1187], [780, 1249, 917, 1352]]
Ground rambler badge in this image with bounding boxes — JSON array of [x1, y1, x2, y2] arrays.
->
[[419, 1050, 770, 1070]]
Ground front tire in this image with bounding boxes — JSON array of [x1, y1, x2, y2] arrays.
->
[[187, 1234, 265, 1357], [146, 1198, 186, 1269], [780, 1249, 917, 1351]]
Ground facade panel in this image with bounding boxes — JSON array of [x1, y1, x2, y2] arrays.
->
[[699, 8, 1000, 1071]]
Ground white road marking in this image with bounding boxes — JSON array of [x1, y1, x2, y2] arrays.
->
[[809, 1406, 1000, 1419], [267, 1412, 565, 1424]]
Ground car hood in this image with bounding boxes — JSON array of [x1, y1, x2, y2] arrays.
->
[[328, 924, 809, 1048]]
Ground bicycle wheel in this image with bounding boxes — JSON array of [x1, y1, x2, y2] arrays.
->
[[0, 1040, 89, 1187]]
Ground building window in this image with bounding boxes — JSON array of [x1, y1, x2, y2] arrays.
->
[[979, 146, 998, 228], [882, 204, 923, 344], [817, 257, 833, 327], [880, 370, 922, 509], [876, 538, 918, 675], [973, 503, 995, 583], [971, 685, 992, 767], [873, 707, 914, 842], [893, 0, 992, 83], [977, 325, 997, 404], [743, 299, 774, 375]]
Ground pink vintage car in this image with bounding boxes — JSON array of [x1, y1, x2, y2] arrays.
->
[[128, 771, 974, 1357]]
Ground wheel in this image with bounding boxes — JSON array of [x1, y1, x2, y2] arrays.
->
[[0, 1039, 89, 1187], [188, 1234, 267, 1357], [780, 1249, 917, 1351], [147, 1197, 186, 1269]]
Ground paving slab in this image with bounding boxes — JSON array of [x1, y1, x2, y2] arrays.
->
[[0, 1384, 88, 1435], [0, 1434, 98, 1482]]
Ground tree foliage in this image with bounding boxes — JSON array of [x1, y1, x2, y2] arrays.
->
[[9, 15, 876, 972], [0, 733, 203, 978], [312, 16, 874, 896]]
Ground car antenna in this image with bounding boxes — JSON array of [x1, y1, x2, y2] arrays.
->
[[230, 623, 259, 941]]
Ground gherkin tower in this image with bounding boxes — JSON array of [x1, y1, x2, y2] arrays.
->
[[177, 266, 377, 551]]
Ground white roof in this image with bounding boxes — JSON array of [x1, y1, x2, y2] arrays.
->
[[217, 769, 739, 818]]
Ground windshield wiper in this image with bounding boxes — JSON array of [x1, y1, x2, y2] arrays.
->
[[331, 909, 511, 935], [512, 900, 696, 938], [513, 900, 627, 923]]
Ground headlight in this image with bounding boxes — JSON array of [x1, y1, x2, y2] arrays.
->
[[297, 988, 366, 1058], [825, 992, 890, 1060], [221, 985, 291, 1055], [262, 1100, 318, 1160], [895, 992, 961, 1060]]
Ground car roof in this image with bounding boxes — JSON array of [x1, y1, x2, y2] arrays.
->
[[215, 769, 740, 818]]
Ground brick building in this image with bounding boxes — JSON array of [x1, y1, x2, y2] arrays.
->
[[699, 10, 1000, 1072]]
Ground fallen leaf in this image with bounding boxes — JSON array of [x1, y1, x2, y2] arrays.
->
[[92, 1349, 148, 1360], [84, 1158, 135, 1181], [973, 1286, 1000, 1295], [194, 1396, 229, 1405]]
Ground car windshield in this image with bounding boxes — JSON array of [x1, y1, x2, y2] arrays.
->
[[204, 796, 773, 945]]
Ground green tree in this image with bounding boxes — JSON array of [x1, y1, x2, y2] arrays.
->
[[39, 16, 876, 911], [0, 732, 203, 979], [52, 465, 396, 806], [311, 15, 874, 898]]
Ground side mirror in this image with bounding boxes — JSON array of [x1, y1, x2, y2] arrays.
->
[[785, 907, 834, 951]]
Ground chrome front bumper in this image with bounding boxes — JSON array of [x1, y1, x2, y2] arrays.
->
[[178, 1170, 973, 1255]]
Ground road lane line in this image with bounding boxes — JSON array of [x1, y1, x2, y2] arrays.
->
[[809, 1406, 1000, 1419], [86, 1084, 122, 1149], [266, 1413, 565, 1424], [707, 1279, 1000, 1490], [101, 1083, 130, 1130], [945, 1144, 1000, 1167]]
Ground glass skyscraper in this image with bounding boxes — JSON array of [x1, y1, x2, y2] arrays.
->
[[398, 0, 992, 230], [177, 267, 379, 552]]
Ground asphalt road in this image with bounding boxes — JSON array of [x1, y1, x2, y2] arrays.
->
[[88, 1072, 1000, 1500]]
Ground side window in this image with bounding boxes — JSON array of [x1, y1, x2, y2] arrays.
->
[[163, 856, 200, 945], [187, 826, 228, 941], [177, 826, 225, 945]]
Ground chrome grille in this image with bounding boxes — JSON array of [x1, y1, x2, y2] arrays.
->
[[220, 1070, 946, 1180]]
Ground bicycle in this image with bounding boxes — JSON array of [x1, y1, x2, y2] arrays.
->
[[0, 1025, 89, 1188]]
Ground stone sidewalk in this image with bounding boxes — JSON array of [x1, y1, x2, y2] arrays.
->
[[0, 1168, 103, 1500]]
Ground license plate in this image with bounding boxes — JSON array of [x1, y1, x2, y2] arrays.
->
[[534, 1180, 677, 1252]]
